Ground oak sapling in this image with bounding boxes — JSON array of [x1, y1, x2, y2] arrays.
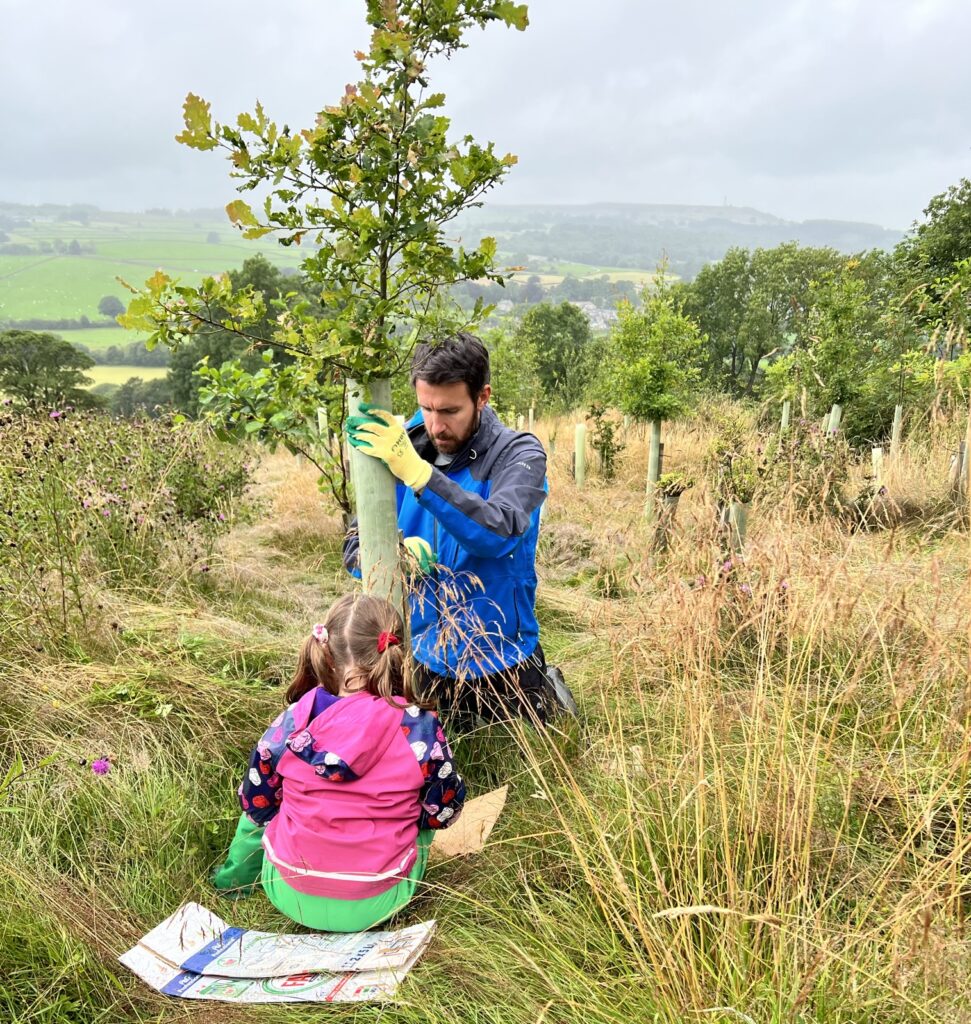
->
[[121, 0, 528, 599]]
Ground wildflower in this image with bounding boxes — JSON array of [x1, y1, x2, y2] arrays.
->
[[91, 758, 111, 776], [49, 410, 62, 420], [779, 580, 790, 591], [739, 583, 752, 596], [695, 574, 707, 588], [721, 559, 734, 573], [218, 513, 226, 521]]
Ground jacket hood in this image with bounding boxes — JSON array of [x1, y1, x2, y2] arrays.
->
[[289, 690, 407, 781]]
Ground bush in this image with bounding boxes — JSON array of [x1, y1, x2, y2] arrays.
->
[[0, 410, 252, 640], [759, 419, 852, 517]]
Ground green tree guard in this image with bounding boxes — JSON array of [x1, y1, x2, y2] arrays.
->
[[347, 378, 402, 610], [574, 422, 587, 489], [645, 420, 662, 523]]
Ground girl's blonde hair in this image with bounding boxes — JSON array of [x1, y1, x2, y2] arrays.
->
[[285, 593, 430, 708]]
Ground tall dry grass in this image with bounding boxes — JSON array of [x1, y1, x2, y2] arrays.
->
[[1, 405, 970, 1022]]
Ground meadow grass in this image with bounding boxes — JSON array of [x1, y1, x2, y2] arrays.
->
[[1, 409, 970, 1023]]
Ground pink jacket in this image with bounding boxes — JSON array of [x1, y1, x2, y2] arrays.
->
[[243, 688, 464, 900]]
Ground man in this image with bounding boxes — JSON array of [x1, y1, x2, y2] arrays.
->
[[343, 332, 572, 724]]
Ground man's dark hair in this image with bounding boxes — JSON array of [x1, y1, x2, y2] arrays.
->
[[410, 332, 490, 400]]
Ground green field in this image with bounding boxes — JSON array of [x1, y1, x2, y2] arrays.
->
[[55, 327, 150, 351], [0, 210, 304, 322], [0, 209, 658, 326], [85, 365, 169, 387]]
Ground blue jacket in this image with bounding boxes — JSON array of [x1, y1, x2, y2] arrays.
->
[[344, 405, 547, 679]]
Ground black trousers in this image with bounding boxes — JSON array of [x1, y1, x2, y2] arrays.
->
[[415, 644, 552, 726]]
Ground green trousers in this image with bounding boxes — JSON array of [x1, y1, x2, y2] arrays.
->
[[212, 814, 431, 932]]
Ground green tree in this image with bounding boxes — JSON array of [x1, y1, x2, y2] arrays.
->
[[764, 255, 918, 445], [482, 326, 540, 416], [97, 295, 125, 319], [167, 254, 304, 416], [896, 177, 971, 283], [122, 0, 528, 600], [606, 272, 703, 424], [110, 376, 174, 418], [523, 274, 544, 304], [0, 330, 97, 411], [515, 301, 596, 410], [682, 243, 844, 396]]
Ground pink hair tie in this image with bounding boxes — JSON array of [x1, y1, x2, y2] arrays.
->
[[377, 631, 400, 653], [312, 623, 329, 645]]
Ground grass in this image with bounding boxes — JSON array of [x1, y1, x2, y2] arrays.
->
[[2, 407, 971, 1022], [0, 212, 303, 321]]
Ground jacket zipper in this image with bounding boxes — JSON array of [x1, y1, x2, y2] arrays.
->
[[433, 517, 441, 635]]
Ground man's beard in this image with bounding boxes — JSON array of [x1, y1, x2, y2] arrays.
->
[[431, 409, 481, 454]]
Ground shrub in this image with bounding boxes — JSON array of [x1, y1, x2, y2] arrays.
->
[[0, 410, 252, 640]]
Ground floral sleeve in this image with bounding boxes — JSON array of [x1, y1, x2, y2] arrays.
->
[[238, 707, 294, 827], [401, 707, 466, 830]]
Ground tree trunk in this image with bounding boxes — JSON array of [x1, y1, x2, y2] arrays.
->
[[890, 404, 903, 456], [744, 352, 763, 395]]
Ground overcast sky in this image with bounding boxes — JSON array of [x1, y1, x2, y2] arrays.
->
[[2, 0, 969, 229]]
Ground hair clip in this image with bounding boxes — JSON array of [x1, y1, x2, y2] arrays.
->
[[312, 623, 329, 645]]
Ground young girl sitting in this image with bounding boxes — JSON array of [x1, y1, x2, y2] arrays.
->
[[212, 592, 465, 932]]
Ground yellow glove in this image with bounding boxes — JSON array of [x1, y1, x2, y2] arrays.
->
[[345, 405, 433, 491], [403, 536, 436, 575]]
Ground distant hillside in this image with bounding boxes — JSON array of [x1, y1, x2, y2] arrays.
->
[[457, 203, 905, 280], [0, 200, 906, 325]]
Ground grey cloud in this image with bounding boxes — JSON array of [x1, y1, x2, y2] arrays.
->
[[1, 0, 968, 226]]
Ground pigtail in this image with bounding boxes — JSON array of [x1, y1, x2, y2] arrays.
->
[[368, 625, 434, 709], [285, 632, 340, 705]]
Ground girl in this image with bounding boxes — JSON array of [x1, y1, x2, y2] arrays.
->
[[212, 592, 465, 932]]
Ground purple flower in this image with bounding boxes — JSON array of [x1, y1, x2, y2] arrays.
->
[[49, 410, 62, 420], [91, 758, 111, 776], [695, 574, 707, 588], [721, 559, 734, 573], [779, 580, 790, 591], [739, 583, 752, 596]]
